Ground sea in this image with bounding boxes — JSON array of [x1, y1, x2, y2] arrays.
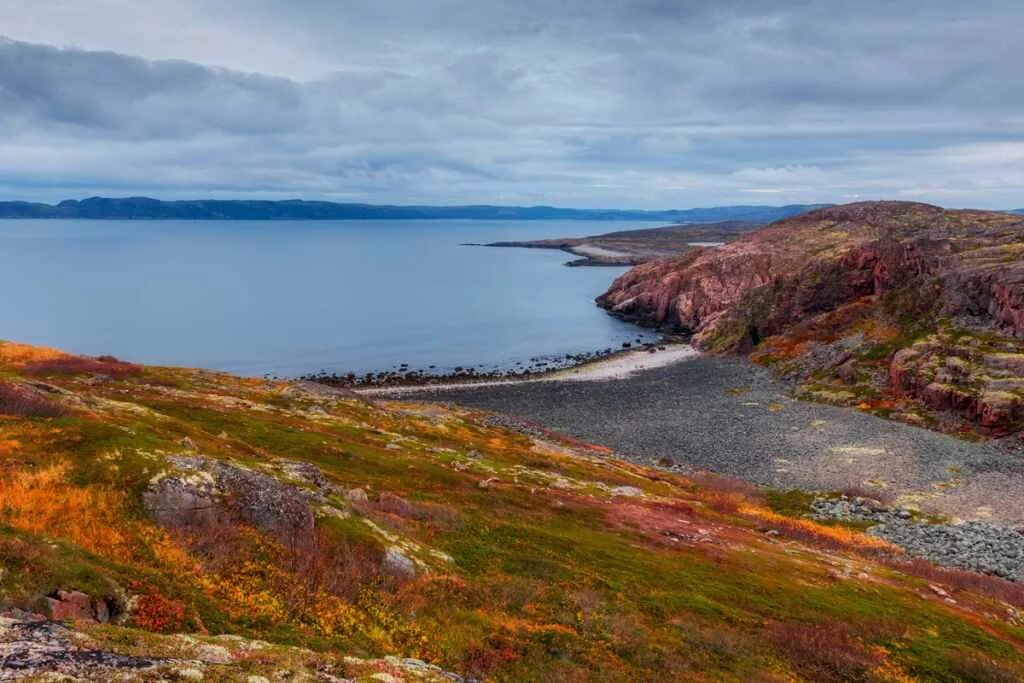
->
[[0, 219, 660, 377]]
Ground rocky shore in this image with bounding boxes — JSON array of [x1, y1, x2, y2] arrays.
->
[[303, 334, 684, 388], [312, 200, 1024, 587], [411, 355, 1024, 527], [358, 344, 698, 396], [410, 356, 1024, 582], [811, 496, 1024, 582]]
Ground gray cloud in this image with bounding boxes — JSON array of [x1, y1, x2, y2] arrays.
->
[[0, 0, 1022, 207]]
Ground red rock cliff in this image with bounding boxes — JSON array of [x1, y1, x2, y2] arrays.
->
[[597, 201, 1024, 434], [599, 202, 1023, 345]]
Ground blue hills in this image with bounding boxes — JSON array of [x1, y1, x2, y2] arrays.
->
[[0, 196, 830, 222]]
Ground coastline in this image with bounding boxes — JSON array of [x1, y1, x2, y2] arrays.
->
[[354, 343, 699, 396], [467, 240, 649, 267], [476, 219, 760, 266], [406, 354, 1024, 526]]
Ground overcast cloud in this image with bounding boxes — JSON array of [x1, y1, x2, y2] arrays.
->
[[1, 0, 1022, 208]]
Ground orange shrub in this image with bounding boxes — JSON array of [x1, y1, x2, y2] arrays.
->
[[0, 341, 68, 367], [0, 463, 136, 561], [738, 503, 894, 551], [460, 632, 524, 679], [193, 527, 373, 639]]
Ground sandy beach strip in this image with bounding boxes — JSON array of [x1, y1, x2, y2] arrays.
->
[[356, 344, 699, 397]]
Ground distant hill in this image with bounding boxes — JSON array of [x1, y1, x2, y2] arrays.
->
[[0, 196, 829, 222]]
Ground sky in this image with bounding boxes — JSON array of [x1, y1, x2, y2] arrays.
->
[[1, 0, 1022, 209]]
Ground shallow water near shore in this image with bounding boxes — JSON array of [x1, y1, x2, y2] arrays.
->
[[0, 218, 660, 376]]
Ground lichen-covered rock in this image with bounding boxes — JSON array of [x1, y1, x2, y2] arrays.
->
[[888, 334, 1024, 434], [383, 546, 417, 578], [0, 618, 161, 679], [278, 459, 332, 492], [143, 455, 317, 545], [345, 487, 369, 503], [143, 463, 220, 531]]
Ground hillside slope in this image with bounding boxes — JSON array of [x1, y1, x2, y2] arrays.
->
[[598, 202, 1024, 437], [0, 342, 1023, 680]]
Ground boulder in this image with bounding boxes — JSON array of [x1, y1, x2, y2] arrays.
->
[[42, 590, 111, 624], [383, 547, 417, 578], [279, 460, 331, 492], [144, 456, 316, 546], [143, 467, 220, 531]]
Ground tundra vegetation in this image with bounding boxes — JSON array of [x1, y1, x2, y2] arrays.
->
[[0, 341, 1022, 680]]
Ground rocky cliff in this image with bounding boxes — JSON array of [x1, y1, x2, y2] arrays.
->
[[597, 201, 1024, 435]]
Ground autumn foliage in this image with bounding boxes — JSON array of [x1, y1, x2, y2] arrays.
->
[[0, 339, 1023, 680], [127, 581, 188, 633], [0, 463, 136, 561], [738, 503, 895, 551], [23, 354, 141, 378]]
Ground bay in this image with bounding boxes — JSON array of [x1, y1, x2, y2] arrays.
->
[[0, 219, 659, 376]]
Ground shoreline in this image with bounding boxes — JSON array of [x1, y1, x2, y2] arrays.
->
[[465, 240, 648, 267], [405, 354, 1024, 527], [474, 219, 759, 266], [354, 343, 699, 396]]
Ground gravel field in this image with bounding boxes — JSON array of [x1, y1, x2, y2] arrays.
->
[[810, 496, 1024, 581], [409, 355, 1024, 525]]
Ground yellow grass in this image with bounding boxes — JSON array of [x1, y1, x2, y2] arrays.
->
[[738, 503, 896, 551], [0, 463, 136, 561], [0, 340, 69, 367]]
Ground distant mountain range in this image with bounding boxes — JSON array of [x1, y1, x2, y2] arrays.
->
[[0, 196, 831, 222]]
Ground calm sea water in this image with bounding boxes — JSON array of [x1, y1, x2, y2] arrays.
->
[[0, 219, 659, 376]]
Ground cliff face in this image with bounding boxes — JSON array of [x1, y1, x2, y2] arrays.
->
[[597, 201, 1024, 435]]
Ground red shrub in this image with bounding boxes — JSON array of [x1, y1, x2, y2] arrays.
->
[[286, 530, 388, 604], [377, 492, 417, 518], [23, 355, 141, 378], [883, 555, 1024, 609], [460, 633, 523, 679], [368, 492, 461, 529], [769, 619, 883, 681], [127, 581, 187, 633], [0, 382, 66, 418], [949, 651, 1023, 682], [688, 470, 763, 498]]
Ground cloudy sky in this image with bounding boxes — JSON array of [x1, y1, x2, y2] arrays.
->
[[1, 0, 1022, 208]]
